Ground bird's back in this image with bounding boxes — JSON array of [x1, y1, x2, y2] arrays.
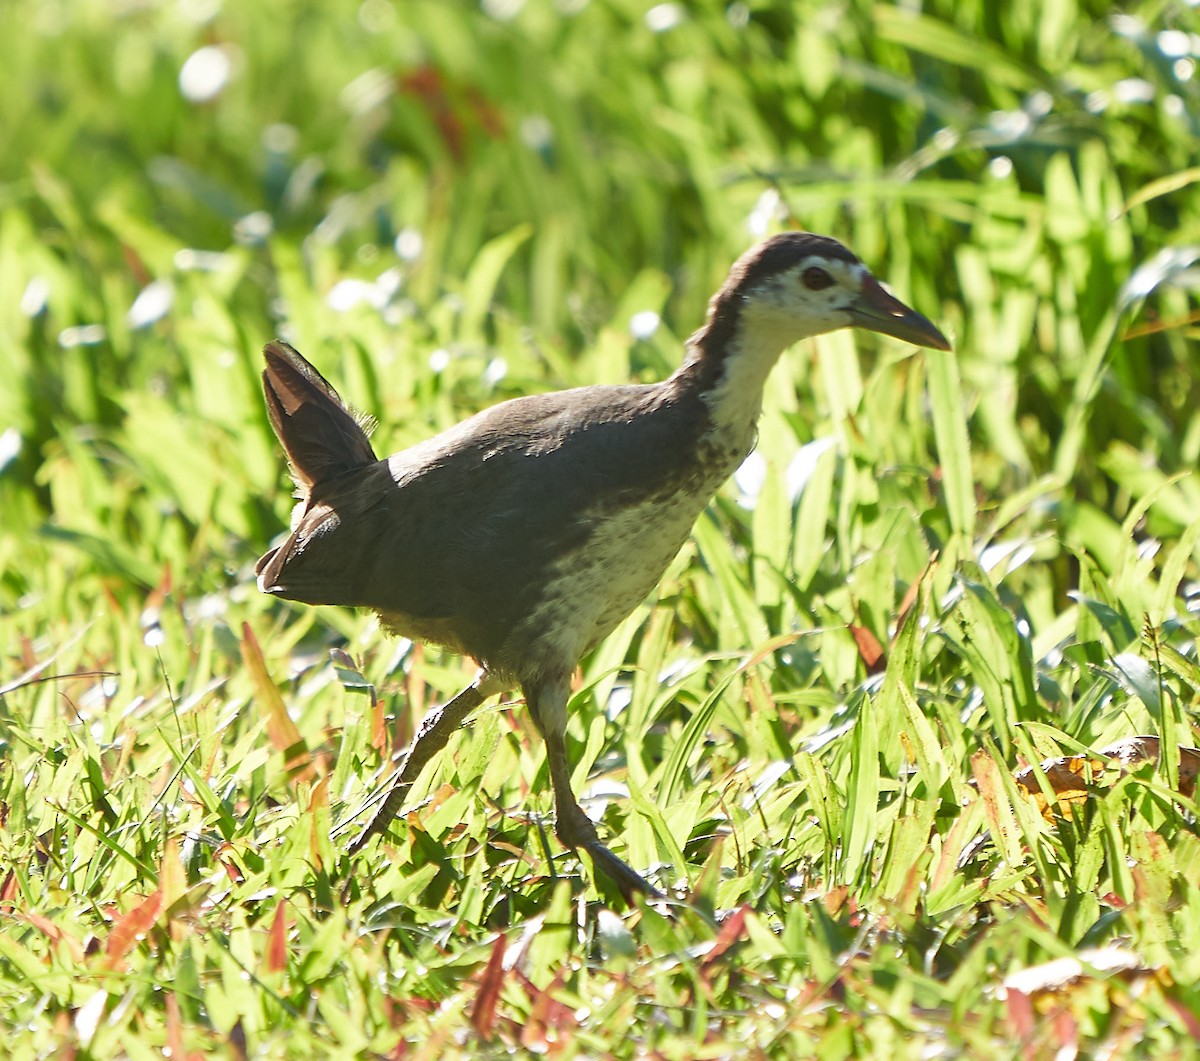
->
[[260, 364, 735, 678]]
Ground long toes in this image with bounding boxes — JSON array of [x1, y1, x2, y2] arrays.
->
[[583, 841, 663, 901], [551, 808, 660, 899]]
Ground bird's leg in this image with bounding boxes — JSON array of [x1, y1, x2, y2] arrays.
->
[[525, 676, 662, 901], [342, 670, 503, 854]]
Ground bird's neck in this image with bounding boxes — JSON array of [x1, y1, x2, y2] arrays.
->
[[671, 310, 801, 456]]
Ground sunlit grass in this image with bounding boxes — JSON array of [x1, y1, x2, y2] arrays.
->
[[2, 0, 1200, 1056]]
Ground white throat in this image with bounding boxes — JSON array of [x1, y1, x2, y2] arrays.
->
[[694, 314, 804, 445]]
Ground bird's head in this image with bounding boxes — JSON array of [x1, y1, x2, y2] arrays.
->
[[706, 232, 951, 353]]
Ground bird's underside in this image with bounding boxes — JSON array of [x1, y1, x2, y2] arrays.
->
[[256, 231, 950, 900]]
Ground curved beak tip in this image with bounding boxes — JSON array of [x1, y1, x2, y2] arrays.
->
[[917, 321, 953, 352], [853, 276, 952, 352]]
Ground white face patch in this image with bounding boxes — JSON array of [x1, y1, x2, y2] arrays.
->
[[738, 256, 869, 342], [694, 254, 876, 438]]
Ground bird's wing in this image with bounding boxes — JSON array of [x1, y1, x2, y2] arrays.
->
[[260, 383, 710, 639]]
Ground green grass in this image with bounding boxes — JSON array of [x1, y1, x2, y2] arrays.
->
[[3, 0, 1200, 1056]]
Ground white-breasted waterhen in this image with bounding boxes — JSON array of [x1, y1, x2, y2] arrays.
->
[[256, 232, 951, 900]]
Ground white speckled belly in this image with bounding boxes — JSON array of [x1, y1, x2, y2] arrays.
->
[[502, 492, 710, 678]]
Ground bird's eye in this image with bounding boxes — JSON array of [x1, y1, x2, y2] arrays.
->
[[802, 266, 834, 291]]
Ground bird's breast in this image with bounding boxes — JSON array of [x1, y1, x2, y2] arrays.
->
[[499, 475, 725, 681]]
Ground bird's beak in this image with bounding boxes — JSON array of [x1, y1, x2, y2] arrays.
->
[[851, 275, 952, 351]]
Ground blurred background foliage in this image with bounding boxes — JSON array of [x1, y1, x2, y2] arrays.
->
[[2, 0, 1200, 1056], [2, 0, 1196, 613]]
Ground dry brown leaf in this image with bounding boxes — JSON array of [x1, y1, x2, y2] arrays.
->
[[896, 554, 937, 631], [216, 842, 245, 885], [166, 992, 186, 1061], [1014, 736, 1200, 820], [240, 622, 317, 783], [515, 968, 577, 1053], [104, 890, 163, 970], [820, 885, 849, 916], [850, 624, 886, 674], [308, 773, 333, 871], [371, 691, 388, 752], [22, 910, 85, 963], [266, 900, 288, 975], [700, 905, 751, 969], [1099, 736, 1200, 796], [160, 836, 187, 924], [470, 932, 507, 1040], [972, 751, 1022, 865], [1013, 756, 1096, 820]]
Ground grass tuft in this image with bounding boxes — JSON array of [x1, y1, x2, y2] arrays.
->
[[3, 0, 1200, 1055]]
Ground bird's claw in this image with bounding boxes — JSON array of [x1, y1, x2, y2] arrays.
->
[[584, 840, 664, 903]]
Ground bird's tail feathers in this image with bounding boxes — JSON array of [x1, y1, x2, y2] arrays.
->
[[261, 340, 378, 493]]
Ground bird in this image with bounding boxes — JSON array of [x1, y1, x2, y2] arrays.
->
[[256, 231, 951, 900]]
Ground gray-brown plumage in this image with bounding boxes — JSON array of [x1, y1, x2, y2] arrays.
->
[[257, 232, 951, 899]]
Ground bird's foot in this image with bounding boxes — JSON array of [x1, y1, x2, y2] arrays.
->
[[551, 796, 662, 902], [582, 839, 664, 903]]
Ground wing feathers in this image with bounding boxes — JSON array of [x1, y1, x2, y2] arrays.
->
[[262, 340, 377, 491]]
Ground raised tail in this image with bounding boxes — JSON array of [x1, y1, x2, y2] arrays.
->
[[257, 341, 379, 596], [261, 340, 377, 491]]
